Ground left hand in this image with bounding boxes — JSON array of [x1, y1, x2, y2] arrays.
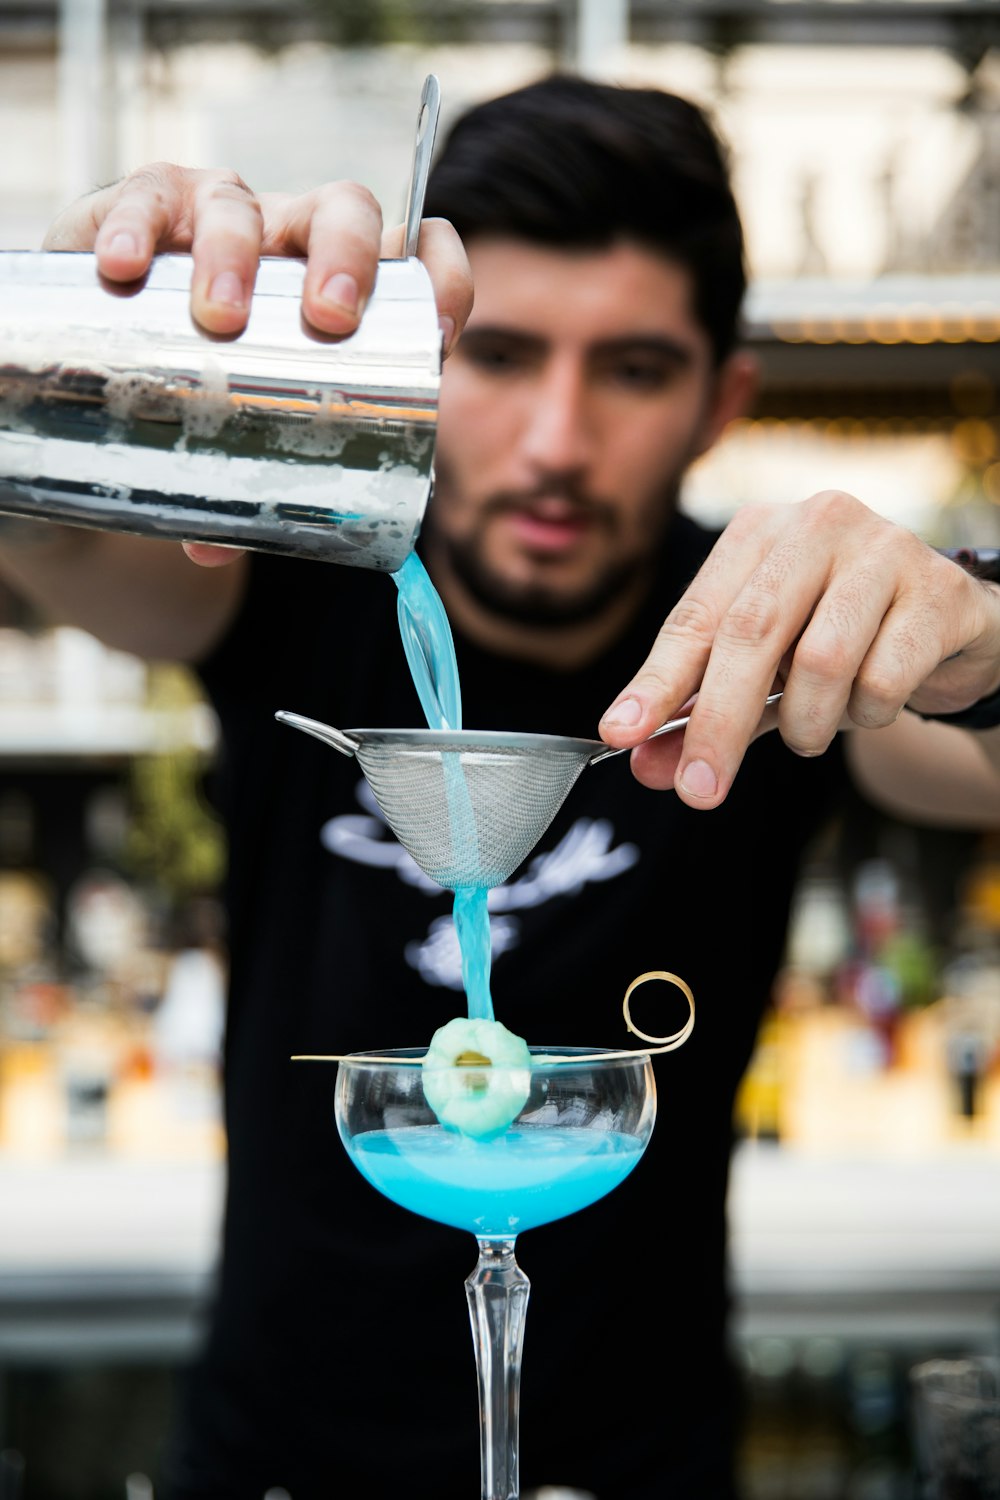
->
[[598, 490, 1000, 808], [43, 164, 473, 570]]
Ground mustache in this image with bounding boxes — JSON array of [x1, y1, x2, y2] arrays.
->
[[479, 484, 619, 529]]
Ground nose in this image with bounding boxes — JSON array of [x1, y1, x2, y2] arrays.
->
[[519, 358, 593, 476]]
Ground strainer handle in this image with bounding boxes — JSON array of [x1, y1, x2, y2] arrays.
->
[[275, 710, 360, 758], [589, 691, 783, 764]]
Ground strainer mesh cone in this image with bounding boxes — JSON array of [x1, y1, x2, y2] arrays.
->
[[353, 733, 596, 888]]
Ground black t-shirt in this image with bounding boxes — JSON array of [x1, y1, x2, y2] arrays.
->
[[171, 513, 848, 1500]]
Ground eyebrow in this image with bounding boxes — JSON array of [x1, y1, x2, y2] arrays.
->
[[459, 326, 696, 366]]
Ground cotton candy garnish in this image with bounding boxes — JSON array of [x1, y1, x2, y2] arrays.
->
[[421, 1017, 532, 1139]]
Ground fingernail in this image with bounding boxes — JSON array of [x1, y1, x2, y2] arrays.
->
[[107, 231, 138, 258], [320, 272, 359, 315], [208, 271, 245, 308], [601, 696, 642, 728], [438, 315, 456, 355], [679, 760, 718, 799]]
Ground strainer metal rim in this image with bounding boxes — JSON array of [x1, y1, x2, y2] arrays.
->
[[345, 727, 605, 757]]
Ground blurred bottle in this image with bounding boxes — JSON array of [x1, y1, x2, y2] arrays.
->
[[935, 842, 1000, 1134], [734, 1007, 789, 1143], [149, 896, 227, 1158], [0, 1040, 62, 1157], [937, 954, 1000, 1130], [0, 783, 65, 1155], [738, 871, 852, 1144], [0, 787, 57, 994], [837, 859, 941, 1071]]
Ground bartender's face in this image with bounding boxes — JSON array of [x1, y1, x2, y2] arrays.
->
[[429, 236, 751, 627]]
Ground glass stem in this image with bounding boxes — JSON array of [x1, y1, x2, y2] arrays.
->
[[466, 1237, 530, 1500]]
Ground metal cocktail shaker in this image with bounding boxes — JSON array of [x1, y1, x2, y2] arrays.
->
[[0, 77, 442, 573]]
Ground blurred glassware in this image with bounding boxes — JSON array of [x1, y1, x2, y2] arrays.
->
[[910, 1355, 1000, 1499]]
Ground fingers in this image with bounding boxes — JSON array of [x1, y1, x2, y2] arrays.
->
[[381, 217, 474, 357], [90, 165, 193, 281], [43, 167, 175, 263], [668, 497, 885, 804], [45, 165, 473, 352], [599, 501, 786, 746], [260, 181, 384, 336], [628, 693, 783, 792], [261, 191, 474, 345], [186, 171, 265, 334], [182, 542, 247, 568], [879, 551, 1000, 716], [600, 491, 949, 809], [46, 163, 267, 334]]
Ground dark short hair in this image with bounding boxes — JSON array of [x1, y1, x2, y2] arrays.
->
[[425, 73, 746, 364]]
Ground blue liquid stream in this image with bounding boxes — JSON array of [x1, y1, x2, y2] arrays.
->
[[392, 551, 462, 734], [392, 554, 494, 1022]]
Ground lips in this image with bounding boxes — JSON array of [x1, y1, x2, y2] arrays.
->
[[500, 500, 595, 555]]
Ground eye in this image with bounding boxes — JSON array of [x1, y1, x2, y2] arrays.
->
[[468, 346, 523, 373], [457, 334, 541, 377], [602, 356, 677, 392]]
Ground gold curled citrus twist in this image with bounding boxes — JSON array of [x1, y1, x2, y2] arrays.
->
[[622, 970, 695, 1053]]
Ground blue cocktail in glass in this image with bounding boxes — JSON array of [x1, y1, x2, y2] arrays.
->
[[335, 1046, 656, 1500]]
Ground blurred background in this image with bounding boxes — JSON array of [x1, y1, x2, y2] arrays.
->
[[0, 2, 999, 1497]]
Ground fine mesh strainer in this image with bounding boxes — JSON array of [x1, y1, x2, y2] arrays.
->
[[276, 695, 781, 890]]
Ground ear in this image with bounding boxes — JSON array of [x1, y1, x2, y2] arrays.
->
[[692, 350, 759, 459]]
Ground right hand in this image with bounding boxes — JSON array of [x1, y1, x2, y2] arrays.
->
[[43, 164, 474, 567]]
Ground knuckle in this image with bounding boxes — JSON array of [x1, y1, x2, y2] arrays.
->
[[782, 699, 841, 757], [202, 166, 252, 193], [722, 501, 780, 549], [113, 163, 177, 212], [851, 663, 907, 726], [802, 487, 863, 528], [793, 636, 853, 689], [123, 161, 195, 199], [846, 703, 898, 733], [196, 169, 262, 218], [687, 697, 732, 738], [110, 164, 206, 241], [634, 661, 679, 702], [720, 587, 783, 649], [121, 161, 177, 189], [658, 593, 718, 649], [321, 179, 382, 223]]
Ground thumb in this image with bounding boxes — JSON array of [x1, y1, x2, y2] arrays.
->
[[182, 541, 247, 568]]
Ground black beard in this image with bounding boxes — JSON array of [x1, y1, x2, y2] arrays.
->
[[422, 518, 653, 628]]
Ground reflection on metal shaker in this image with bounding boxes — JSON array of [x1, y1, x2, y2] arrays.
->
[[0, 249, 441, 571]]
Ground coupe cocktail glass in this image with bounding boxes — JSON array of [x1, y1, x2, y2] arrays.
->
[[335, 1046, 656, 1500]]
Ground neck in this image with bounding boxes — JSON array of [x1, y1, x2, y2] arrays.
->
[[423, 538, 654, 671]]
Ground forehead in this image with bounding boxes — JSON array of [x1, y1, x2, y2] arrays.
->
[[462, 235, 706, 349]]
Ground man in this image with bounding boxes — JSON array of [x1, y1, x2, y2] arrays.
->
[[8, 74, 1000, 1499]]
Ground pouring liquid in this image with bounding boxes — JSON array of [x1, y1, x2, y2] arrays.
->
[[391, 552, 494, 1023]]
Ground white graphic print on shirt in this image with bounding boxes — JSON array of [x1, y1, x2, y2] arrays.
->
[[321, 779, 640, 990]]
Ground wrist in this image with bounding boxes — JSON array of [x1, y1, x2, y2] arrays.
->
[[914, 691, 1000, 730]]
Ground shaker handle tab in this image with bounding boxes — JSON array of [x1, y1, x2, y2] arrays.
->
[[403, 74, 442, 260]]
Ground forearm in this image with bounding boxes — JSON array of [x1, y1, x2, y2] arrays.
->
[[0, 519, 245, 662], [846, 713, 1000, 829], [974, 724, 1000, 786]]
